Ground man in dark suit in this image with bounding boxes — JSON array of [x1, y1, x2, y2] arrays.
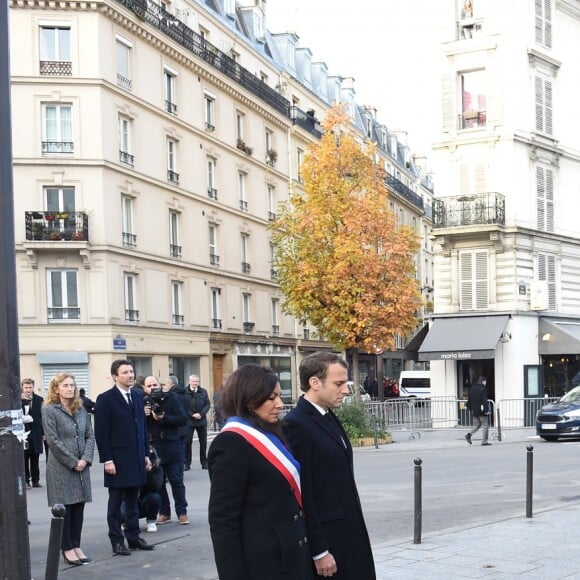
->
[[184, 374, 210, 470], [283, 351, 376, 579], [94, 359, 154, 555], [21, 378, 44, 488], [466, 376, 491, 446]]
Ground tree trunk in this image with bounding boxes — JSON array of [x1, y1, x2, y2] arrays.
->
[[351, 349, 361, 402]]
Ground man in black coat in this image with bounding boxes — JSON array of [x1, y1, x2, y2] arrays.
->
[[94, 359, 154, 555], [184, 375, 210, 470], [21, 378, 44, 488], [466, 376, 491, 445], [144, 376, 189, 525], [283, 352, 376, 580]]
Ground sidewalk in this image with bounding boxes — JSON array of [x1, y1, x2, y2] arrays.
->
[[26, 428, 578, 579]]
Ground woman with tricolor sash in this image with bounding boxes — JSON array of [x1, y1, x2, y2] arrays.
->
[[208, 364, 313, 580]]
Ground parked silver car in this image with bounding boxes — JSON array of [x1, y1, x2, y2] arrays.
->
[[343, 381, 371, 404]]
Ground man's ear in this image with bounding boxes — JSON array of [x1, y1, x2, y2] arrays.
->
[[308, 376, 320, 391]]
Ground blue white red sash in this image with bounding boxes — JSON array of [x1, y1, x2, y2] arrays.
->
[[222, 418, 302, 508]]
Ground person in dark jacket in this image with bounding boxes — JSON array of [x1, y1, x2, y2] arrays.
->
[[184, 375, 210, 470], [466, 376, 491, 445], [94, 359, 154, 555], [208, 364, 313, 580], [21, 378, 44, 488], [164, 375, 189, 459], [79, 388, 95, 414], [144, 376, 189, 525], [283, 351, 376, 580]]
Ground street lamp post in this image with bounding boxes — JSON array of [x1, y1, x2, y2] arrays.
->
[[0, 0, 32, 577]]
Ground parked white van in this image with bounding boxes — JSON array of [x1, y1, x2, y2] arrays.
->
[[398, 370, 431, 399]]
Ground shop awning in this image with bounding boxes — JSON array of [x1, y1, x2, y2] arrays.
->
[[405, 324, 429, 353], [539, 319, 580, 355], [418, 315, 510, 361]]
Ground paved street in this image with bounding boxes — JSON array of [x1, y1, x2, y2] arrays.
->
[[24, 428, 580, 579]]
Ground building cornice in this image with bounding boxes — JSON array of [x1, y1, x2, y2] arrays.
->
[[557, 0, 580, 20]]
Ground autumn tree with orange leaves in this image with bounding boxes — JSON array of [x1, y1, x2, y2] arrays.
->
[[271, 105, 422, 390]]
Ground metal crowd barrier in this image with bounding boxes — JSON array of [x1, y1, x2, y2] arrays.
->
[[496, 397, 558, 428]]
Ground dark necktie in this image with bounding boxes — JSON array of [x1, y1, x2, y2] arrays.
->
[[125, 391, 133, 412]]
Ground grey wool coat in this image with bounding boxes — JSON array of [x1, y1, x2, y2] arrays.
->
[[41, 404, 95, 506]]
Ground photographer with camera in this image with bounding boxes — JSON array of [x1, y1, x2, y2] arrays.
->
[[143, 376, 189, 525]]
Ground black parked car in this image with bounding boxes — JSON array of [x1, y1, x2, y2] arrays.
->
[[536, 386, 580, 441]]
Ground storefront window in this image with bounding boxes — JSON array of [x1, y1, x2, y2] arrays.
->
[[238, 356, 293, 402]]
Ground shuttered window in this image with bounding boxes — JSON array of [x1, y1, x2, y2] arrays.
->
[[537, 253, 556, 311], [40, 364, 89, 396], [535, 0, 552, 48], [535, 75, 553, 135], [459, 249, 489, 311], [536, 166, 554, 232]]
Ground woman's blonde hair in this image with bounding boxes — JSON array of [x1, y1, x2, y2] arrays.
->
[[44, 373, 83, 412]]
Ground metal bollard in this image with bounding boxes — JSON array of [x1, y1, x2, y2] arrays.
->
[[413, 458, 422, 544], [496, 406, 502, 442], [526, 445, 534, 518], [373, 415, 379, 449], [45, 504, 66, 580]]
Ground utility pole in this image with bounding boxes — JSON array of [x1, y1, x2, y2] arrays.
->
[[0, 0, 32, 577]]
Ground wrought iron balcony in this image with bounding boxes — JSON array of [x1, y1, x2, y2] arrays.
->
[[165, 100, 177, 114], [241, 262, 251, 274], [42, 141, 74, 154], [123, 232, 137, 247], [207, 187, 218, 200], [117, 73, 132, 90], [39, 61, 72, 76], [212, 318, 222, 330], [170, 243, 182, 258], [268, 211, 276, 221], [172, 314, 184, 325], [243, 321, 255, 333], [385, 174, 424, 211], [167, 170, 179, 184], [239, 199, 248, 212], [25, 211, 89, 242], [205, 122, 215, 132], [119, 150, 134, 166], [432, 192, 505, 228], [271, 325, 280, 337], [48, 307, 80, 321], [210, 253, 220, 266], [290, 106, 322, 138], [125, 309, 140, 322], [303, 328, 310, 340]]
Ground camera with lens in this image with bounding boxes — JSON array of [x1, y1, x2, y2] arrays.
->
[[144, 388, 165, 415]]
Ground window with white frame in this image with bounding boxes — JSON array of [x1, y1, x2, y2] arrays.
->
[[45, 186, 75, 212], [236, 111, 245, 141], [242, 292, 252, 325], [267, 184, 276, 220], [40, 25, 71, 75], [271, 298, 280, 335], [44, 186, 76, 234], [169, 210, 181, 258], [46, 269, 79, 321], [163, 68, 177, 114], [459, 249, 489, 310], [534, 74, 553, 135], [121, 195, 136, 247], [124, 273, 139, 322], [42, 104, 73, 153], [535, 0, 552, 48], [207, 157, 217, 199], [171, 281, 183, 325], [536, 165, 554, 232], [211, 287, 222, 329], [118, 115, 133, 165], [241, 233, 250, 273], [116, 37, 132, 90], [460, 70, 486, 129], [537, 252, 556, 311], [167, 138, 179, 184], [204, 93, 215, 132], [238, 171, 247, 211], [265, 129, 273, 152], [296, 148, 304, 183], [270, 242, 276, 279], [209, 224, 219, 266]]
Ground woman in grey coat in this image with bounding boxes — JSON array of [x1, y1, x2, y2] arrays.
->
[[42, 373, 95, 566]]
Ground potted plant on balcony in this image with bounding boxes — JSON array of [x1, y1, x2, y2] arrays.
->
[[48, 231, 62, 241], [266, 148, 278, 166], [71, 231, 85, 241], [32, 222, 46, 240]]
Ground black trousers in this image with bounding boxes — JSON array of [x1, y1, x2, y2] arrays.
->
[[61, 502, 85, 550], [184, 424, 207, 467], [107, 487, 140, 545], [24, 451, 40, 485]]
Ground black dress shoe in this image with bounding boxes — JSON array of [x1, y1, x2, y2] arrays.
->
[[201, 462, 208, 470], [128, 537, 154, 551], [62, 552, 83, 566], [32, 482, 42, 488], [112, 542, 131, 556], [79, 557, 93, 564]]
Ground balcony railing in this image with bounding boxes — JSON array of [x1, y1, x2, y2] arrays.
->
[[205, 122, 215, 132], [207, 187, 218, 200], [458, 110, 486, 130], [39, 60, 72, 76], [385, 174, 424, 211], [172, 314, 184, 325], [241, 262, 251, 274], [268, 211, 276, 221], [239, 199, 248, 212], [119, 150, 134, 166], [25, 211, 89, 242], [42, 141, 74, 154], [167, 170, 179, 184], [117, 73, 132, 90], [125, 309, 140, 322], [212, 318, 222, 330], [115, 0, 322, 139], [165, 100, 177, 114], [271, 325, 280, 337], [170, 244, 182, 258], [433, 192, 505, 228], [303, 328, 310, 340], [123, 232, 137, 247], [210, 253, 220, 266], [243, 321, 255, 333], [48, 307, 80, 321]]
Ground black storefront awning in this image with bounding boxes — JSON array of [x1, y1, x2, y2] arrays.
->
[[418, 315, 510, 361], [539, 319, 580, 355]]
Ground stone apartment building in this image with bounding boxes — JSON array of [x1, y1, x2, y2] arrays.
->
[[8, 0, 433, 399]]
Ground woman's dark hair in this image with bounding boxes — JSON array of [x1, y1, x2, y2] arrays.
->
[[219, 364, 281, 433]]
